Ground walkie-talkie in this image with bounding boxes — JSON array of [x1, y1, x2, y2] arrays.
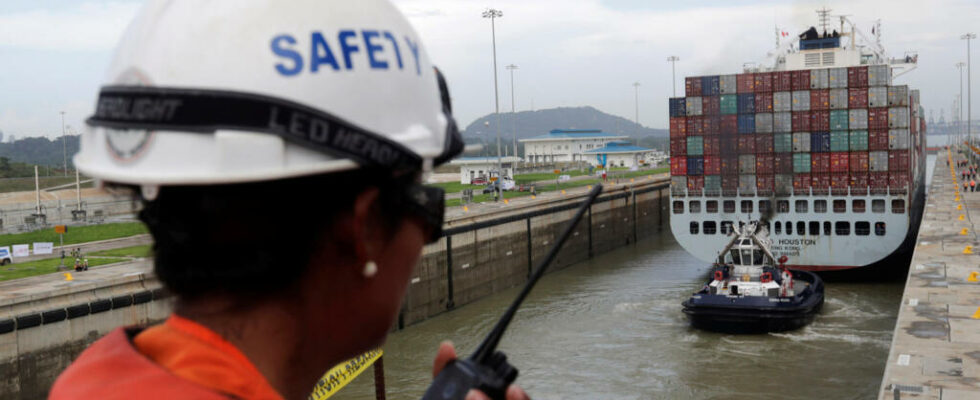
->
[[421, 185, 604, 400]]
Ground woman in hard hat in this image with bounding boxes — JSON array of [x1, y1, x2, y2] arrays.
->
[[51, 1, 527, 399]]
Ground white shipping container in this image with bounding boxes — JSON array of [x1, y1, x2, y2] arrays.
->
[[719, 74, 737, 94], [888, 107, 909, 128], [739, 155, 756, 174], [686, 96, 703, 116], [810, 68, 829, 89], [868, 87, 888, 108], [829, 88, 848, 109], [755, 113, 773, 133], [739, 174, 757, 195], [888, 129, 910, 150], [792, 132, 811, 152], [792, 90, 811, 111], [869, 151, 889, 171], [848, 109, 869, 130], [828, 67, 848, 88], [773, 112, 792, 133], [888, 85, 909, 106], [868, 65, 892, 86], [911, 89, 921, 106], [773, 91, 792, 112]]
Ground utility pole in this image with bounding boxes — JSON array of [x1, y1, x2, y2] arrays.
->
[[633, 82, 641, 133], [963, 33, 976, 144], [506, 64, 519, 160], [60, 111, 67, 176], [667, 56, 680, 97], [483, 8, 504, 202], [958, 61, 966, 144]]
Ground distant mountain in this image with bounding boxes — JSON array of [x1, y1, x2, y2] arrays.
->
[[0, 135, 78, 172]]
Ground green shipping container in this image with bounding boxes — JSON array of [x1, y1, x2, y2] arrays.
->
[[720, 95, 738, 115], [793, 153, 811, 173], [774, 133, 793, 153], [704, 175, 721, 190], [687, 136, 704, 156], [830, 109, 849, 130], [849, 130, 869, 151], [830, 130, 849, 151]]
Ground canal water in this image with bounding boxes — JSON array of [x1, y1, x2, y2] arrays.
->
[[339, 232, 905, 400]]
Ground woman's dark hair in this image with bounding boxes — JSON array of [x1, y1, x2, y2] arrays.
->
[[138, 169, 407, 301]]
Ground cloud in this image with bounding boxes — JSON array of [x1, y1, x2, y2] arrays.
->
[[0, 2, 139, 52]]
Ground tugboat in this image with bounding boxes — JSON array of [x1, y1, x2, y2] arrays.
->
[[682, 221, 824, 333]]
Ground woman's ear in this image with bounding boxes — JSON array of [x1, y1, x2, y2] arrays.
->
[[348, 188, 382, 266]]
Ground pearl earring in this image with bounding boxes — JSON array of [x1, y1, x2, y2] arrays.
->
[[363, 261, 378, 278]]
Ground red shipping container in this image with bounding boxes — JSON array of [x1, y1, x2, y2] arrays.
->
[[754, 72, 773, 93], [703, 116, 721, 135], [849, 152, 869, 171], [721, 156, 739, 175], [737, 136, 756, 154], [889, 172, 908, 188], [755, 92, 774, 113], [670, 117, 687, 137], [670, 138, 686, 155], [704, 155, 721, 175], [737, 73, 756, 93], [847, 66, 869, 88], [869, 130, 889, 151], [774, 154, 793, 174], [889, 150, 909, 171], [720, 137, 737, 154], [850, 172, 869, 188], [911, 117, 918, 134], [773, 71, 793, 92], [755, 133, 774, 154], [702, 96, 720, 115], [755, 154, 775, 174], [831, 173, 849, 189], [687, 116, 703, 135], [687, 175, 704, 190], [671, 156, 687, 175], [792, 111, 812, 131], [868, 108, 889, 130], [704, 137, 720, 155], [810, 89, 830, 111], [794, 173, 811, 189], [686, 77, 702, 97], [810, 110, 830, 131], [791, 70, 810, 91], [848, 88, 868, 109], [720, 115, 738, 135], [830, 152, 849, 172], [869, 172, 889, 188], [811, 153, 830, 173], [811, 173, 831, 189], [722, 175, 739, 190], [757, 174, 775, 193]]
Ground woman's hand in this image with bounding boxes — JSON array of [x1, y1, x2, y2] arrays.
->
[[432, 341, 530, 400]]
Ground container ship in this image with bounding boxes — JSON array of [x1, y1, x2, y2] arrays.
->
[[668, 11, 926, 272]]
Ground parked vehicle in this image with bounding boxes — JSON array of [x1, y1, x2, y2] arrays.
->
[[0, 246, 12, 265]]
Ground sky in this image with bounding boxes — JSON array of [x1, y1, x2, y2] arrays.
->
[[0, 0, 978, 140]]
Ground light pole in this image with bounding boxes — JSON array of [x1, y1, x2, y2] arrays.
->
[[633, 82, 641, 133], [963, 33, 976, 144], [60, 111, 67, 176], [506, 64, 519, 160], [667, 56, 680, 97], [957, 61, 966, 144], [483, 8, 503, 201]]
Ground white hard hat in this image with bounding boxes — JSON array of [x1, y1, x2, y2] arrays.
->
[[76, 0, 462, 190]]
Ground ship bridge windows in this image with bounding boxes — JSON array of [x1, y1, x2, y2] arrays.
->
[[809, 221, 820, 235], [797, 221, 806, 235], [795, 200, 808, 213], [814, 200, 827, 213], [872, 199, 886, 213], [690, 221, 699, 234], [775, 221, 782, 234], [673, 201, 684, 214], [833, 200, 847, 213], [724, 201, 736, 213], [741, 200, 754, 213], [703, 221, 717, 234], [892, 199, 906, 214], [689, 201, 701, 213], [777, 200, 790, 213], [855, 221, 871, 236], [823, 221, 831, 236], [835, 221, 851, 236], [730, 249, 740, 264], [853, 199, 866, 213], [706, 201, 718, 213], [759, 200, 772, 215], [875, 222, 886, 236], [721, 221, 734, 235]]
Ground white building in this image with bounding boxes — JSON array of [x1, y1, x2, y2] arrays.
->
[[584, 141, 656, 168], [520, 129, 627, 164], [450, 156, 521, 184]]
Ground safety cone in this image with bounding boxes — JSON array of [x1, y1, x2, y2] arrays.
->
[[965, 245, 974, 254], [971, 306, 980, 319], [968, 271, 980, 282], [961, 214, 966, 221], [64, 273, 74, 281], [959, 204, 964, 210], [963, 228, 970, 236]]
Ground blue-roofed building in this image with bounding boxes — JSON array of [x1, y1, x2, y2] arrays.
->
[[519, 129, 628, 164], [583, 141, 657, 168]]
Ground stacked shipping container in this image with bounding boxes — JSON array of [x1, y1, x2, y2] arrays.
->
[[670, 67, 916, 196]]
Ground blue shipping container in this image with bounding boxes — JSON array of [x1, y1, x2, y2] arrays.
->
[[737, 94, 755, 114], [687, 156, 704, 175], [738, 114, 755, 134], [810, 132, 831, 152], [701, 76, 720, 96], [669, 98, 686, 117]]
